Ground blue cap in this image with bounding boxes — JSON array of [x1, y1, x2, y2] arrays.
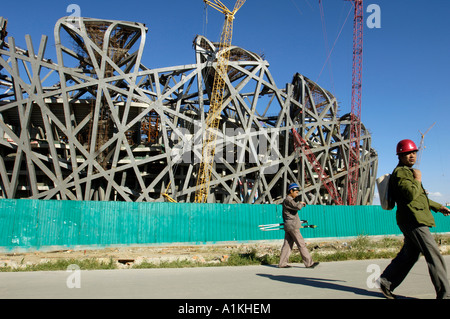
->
[[288, 183, 300, 192]]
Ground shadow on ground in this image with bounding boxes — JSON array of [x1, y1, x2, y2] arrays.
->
[[256, 272, 412, 299]]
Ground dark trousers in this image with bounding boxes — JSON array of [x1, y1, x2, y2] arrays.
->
[[381, 224, 450, 299]]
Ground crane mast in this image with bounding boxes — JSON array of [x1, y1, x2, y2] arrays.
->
[[195, 0, 246, 203], [347, 0, 363, 205]]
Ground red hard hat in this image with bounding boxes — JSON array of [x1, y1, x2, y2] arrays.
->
[[396, 139, 418, 155]]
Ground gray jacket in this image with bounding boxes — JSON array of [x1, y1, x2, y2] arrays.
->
[[282, 195, 304, 231]]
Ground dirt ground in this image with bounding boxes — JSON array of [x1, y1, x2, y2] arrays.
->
[[0, 241, 285, 269], [1, 236, 448, 270]]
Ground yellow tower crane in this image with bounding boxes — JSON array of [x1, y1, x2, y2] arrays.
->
[[195, 0, 246, 203]]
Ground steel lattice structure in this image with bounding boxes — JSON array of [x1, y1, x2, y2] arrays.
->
[[0, 17, 378, 204]]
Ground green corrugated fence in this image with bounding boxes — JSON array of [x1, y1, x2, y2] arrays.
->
[[1, 199, 449, 251]]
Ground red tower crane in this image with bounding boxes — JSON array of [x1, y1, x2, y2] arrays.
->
[[347, 0, 363, 205]]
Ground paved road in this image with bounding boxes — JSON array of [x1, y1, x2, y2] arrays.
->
[[1, 256, 448, 300]]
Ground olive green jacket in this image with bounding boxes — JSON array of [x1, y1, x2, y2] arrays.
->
[[390, 163, 442, 227]]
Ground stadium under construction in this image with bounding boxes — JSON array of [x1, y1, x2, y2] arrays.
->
[[0, 16, 378, 205]]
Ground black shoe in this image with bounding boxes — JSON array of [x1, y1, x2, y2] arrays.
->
[[306, 262, 320, 269], [278, 265, 292, 268], [379, 279, 396, 299]]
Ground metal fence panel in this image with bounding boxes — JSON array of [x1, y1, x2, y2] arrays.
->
[[1, 199, 449, 251]]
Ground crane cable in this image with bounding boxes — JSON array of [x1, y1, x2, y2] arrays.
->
[[316, 2, 353, 86], [318, 0, 334, 91], [203, 2, 208, 37]]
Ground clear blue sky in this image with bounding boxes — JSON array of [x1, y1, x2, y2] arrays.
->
[[2, 0, 450, 205]]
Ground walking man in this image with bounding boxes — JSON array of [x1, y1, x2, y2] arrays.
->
[[379, 139, 450, 299], [278, 183, 319, 269]]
